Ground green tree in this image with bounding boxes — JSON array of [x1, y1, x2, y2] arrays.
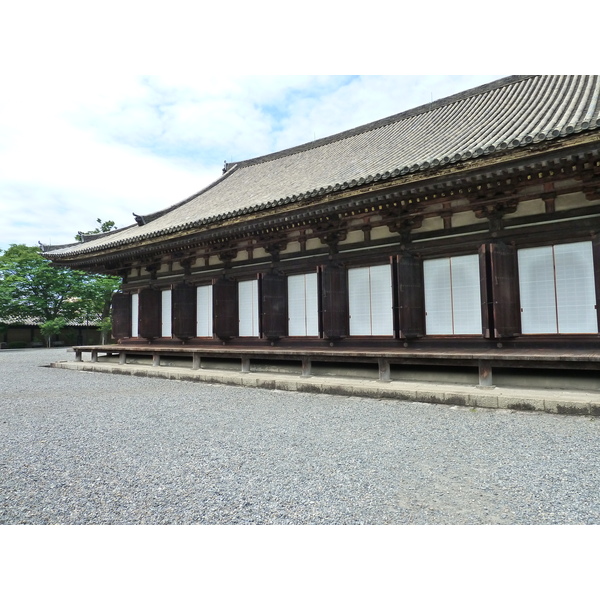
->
[[0, 244, 120, 327], [97, 316, 113, 345], [75, 218, 117, 241], [39, 317, 67, 348]]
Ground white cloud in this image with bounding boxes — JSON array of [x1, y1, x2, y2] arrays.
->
[[0, 78, 209, 247], [0, 5, 519, 250]]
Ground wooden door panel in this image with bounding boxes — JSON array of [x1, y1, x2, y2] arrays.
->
[[396, 253, 425, 339], [138, 288, 161, 340], [111, 292, 131, 341], [261, 272, 287, 340], [321, 263, 349, 340], [489, 242, 521, 338], [172, 282, 197, 341], [213, 277, 238, 340]]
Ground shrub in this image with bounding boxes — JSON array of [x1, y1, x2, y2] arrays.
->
[[8, 341, 27, 349]]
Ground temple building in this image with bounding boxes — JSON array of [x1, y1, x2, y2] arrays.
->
[[42, 75, 600, 390]]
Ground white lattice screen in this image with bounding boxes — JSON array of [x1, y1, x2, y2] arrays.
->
[[288, 273, 319, 336], [518, 241, 597, 334], [424, 254, 481, 335], [161, 289, 172, 337], [238, 279, 259, 337], [348, 265, 393, 336], [131, 292, 139, 338], [196, 284, 213, 338]]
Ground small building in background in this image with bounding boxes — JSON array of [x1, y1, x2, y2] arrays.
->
[[1, 317, 103, 348]]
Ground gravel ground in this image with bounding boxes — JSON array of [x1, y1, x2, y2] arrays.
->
[[1, 347, 600, 525]]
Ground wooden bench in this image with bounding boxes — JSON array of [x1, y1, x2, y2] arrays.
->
[[71, 344, 600, 388]]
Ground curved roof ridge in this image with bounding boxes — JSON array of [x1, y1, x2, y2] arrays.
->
[[76, 228, 126, 243], [38, 241, 82, 253], [231, 76, 532, 169]]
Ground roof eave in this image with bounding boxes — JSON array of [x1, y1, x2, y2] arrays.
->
[[45, 131, 600, 271]]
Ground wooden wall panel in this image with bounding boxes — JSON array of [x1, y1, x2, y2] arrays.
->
[[111, 292, 131, 341], [261, 272, 287, 340], [213, 277, 238, 340], [396, 254, 425, 339], [172, 282, 197, 341], [489, 242, 521, 338], [479, 245, 492, 339], [138, 288, 161, 340], [321, 263, 349, 340]]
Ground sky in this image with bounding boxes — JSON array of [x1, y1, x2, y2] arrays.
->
[[0, 1, 588, 251]]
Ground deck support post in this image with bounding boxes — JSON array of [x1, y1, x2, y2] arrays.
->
[[75, 349, 82, 362], [91, 349, 98, 363], [119, 352, 126, 365], [378, 358, 391, 382], [152, 353, 160, 367], [301, 357, 312, 378], [478, 360, 494, 387], [241, 357, 250, 373], [192, 354, 201, 371]]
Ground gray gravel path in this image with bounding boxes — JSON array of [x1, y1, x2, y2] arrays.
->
[[1, 347, 599, 524]]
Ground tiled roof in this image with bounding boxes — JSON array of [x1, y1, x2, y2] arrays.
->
[[43, 75, 600, 258], [2, 316, 102, 326]]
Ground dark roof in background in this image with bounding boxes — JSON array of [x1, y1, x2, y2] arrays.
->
[[43, 75, 600, 258], [1, 316, 102, 326]]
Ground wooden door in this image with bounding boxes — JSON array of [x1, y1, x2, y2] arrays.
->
[[138, 288, 161, 340], [261, 271, 287, 340], [213, 277, 238, 341], [172, 282, 197, 341], [396, 253, 425, 339], [111, 292, 131, 341], [489, 242, 521, 338], [321, 263, 349, 340]]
